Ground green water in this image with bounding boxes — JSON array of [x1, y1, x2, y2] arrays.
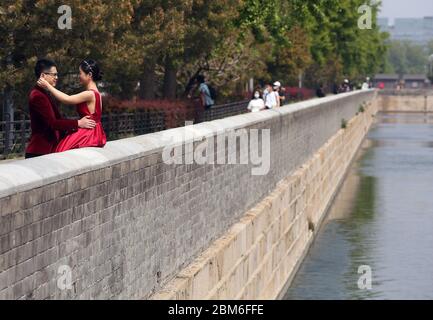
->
[[284, 113, 433, 300]]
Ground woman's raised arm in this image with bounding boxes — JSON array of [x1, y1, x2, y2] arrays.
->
[[37, 77, 94, 105]]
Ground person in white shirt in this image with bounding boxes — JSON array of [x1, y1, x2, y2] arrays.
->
[[361, 77, 370, 90], [264, 83, 279, 109], [247, 91, 265, 113]]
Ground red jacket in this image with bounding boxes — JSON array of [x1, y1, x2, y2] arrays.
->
[[26, 86, 78, 155]]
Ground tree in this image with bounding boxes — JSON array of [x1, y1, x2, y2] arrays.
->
[[385, 40, 429, 75], [0, 0, 135, 107], [1, 0, 390, 105]]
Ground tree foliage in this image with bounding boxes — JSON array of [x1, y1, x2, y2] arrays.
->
[[385, 40, 431, 75], [1, 0, 388, 105]]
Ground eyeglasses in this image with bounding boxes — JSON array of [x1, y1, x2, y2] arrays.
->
[[43, 72, 59, 78]]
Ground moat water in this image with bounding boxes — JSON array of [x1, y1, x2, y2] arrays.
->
[[284, 113, 433, 300]]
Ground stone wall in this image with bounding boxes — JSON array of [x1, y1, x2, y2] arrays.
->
[[378, 90, 433, 112], [0, 90, 375, 299], [151, 97, 378, 300]]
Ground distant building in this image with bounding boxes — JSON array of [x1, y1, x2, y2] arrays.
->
[[378, 17, 433, 45], [373, 74, 399, 89], [402, 74, 430, 89], [377, 18, 390, 33], [374, 74, 431, 89]]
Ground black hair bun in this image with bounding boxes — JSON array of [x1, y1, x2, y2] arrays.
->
[[80, 59, 102, 81], [93, 71, 103, 81]]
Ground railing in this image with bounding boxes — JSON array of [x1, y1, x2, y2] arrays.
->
[[0, 110, 165, 159], [0, 114, 30, 159], [378, 89, 433, 96], [0, 100, 252, 159], [199, 100, 249, 122], [102, 109, 165, 140]]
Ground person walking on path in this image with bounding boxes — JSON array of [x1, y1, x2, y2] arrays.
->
[[264, 83, 279, 109], [197, 75, 215, 110], [247, 90, 265, 113]]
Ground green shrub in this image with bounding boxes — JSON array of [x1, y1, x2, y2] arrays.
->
[[341, 118, 347, 129]]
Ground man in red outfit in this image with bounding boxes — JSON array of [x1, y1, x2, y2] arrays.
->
[[25, 59, 96, 159]]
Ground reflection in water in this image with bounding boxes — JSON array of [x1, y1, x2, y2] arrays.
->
[[284, 113, 433, 300]]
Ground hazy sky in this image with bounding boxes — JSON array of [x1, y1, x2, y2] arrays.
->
[[379, 0, 433, 21]]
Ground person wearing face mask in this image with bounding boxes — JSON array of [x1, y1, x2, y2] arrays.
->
[[264, 83, 279, 109], [247, 90, 265, 113]]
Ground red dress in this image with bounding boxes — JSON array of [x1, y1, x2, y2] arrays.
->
[[55, 89, 107, 152]]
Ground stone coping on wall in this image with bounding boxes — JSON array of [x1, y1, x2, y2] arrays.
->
[[0, 90, 373, 200]]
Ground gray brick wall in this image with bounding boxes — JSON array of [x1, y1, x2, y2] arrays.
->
[[0, 90, 376, 299]]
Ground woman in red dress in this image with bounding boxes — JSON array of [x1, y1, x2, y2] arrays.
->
[[37, 59, 107, 152]]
